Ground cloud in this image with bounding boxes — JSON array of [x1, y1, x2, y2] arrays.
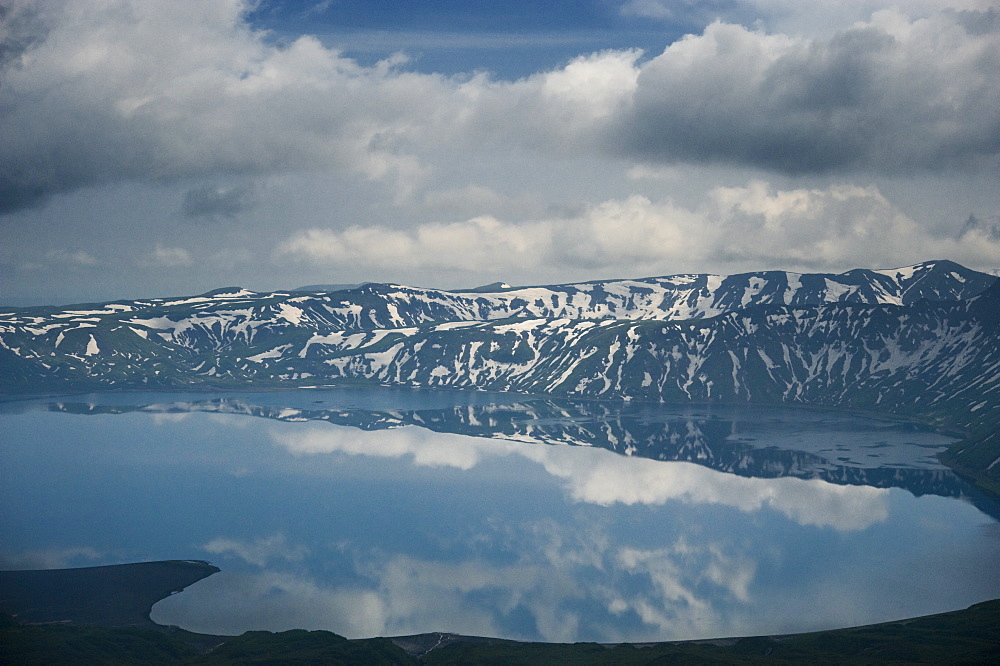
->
[[958, 213, 1000, 241], [155, 521, 763, 642], [181, 183, 257, 219], [140, 244, 193, 268], [514, 442, 890, 531], [271, 425, 486, 470], [150, 412, 190, 425], [621, 1, 999, 36], [2, 0, 998, 306], [616, 11, 1000, 174], [421, 184, 505, 216], [703, 181, 920, 267], [45, 249, 98, 266], [613, 541, 756, 632], [0, 546, 103, 570], [0, 2, 636, 213], [621, 0, 752, 27], [203, 533, 310, 568], [276, 181, 1000, 277], [271, 424, 890, 531], [275, 216, 550, 274], [151, 569, 388, 636], [0, 0, 455, 212], [1, 1, 996, 220]]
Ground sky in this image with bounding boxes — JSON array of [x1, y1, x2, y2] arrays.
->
[[1, 0, 999, 306]]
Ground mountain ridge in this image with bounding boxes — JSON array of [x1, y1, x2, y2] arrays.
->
[[1, 260, 997, 492]]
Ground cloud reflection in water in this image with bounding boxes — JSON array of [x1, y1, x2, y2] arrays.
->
[[4, 401, 993, 644], [270, 424, 889, 531], [153, 423, 895, 641], [156, 522, 764, 642]]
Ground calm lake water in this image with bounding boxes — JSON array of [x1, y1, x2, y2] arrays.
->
[[2, 388, 999, 643]]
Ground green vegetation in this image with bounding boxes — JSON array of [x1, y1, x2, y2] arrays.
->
[[0, 620, 200, 665], [193, 630, 414, 665], [422, 600, 1000, 663], [2, 600, 998, 664]]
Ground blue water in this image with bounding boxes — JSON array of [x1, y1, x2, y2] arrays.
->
[[1, 389, 998, 642]]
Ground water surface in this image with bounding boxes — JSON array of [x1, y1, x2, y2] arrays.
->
[[1, 388, 998, 642]]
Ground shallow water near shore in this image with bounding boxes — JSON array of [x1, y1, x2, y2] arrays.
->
[[1, 388, 998, 642]]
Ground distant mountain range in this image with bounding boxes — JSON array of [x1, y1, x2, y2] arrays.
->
[[1, 259, 997, 491]]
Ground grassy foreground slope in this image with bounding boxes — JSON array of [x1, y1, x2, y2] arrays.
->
[[421, 599, 1000, 664], [2, 599, 998, 664]]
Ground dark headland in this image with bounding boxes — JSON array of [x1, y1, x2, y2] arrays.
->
[[0, 560, 219, 628]]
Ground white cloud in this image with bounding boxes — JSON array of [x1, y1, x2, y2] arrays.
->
[[536, 49, 642, 127], [705, 182, 922, 267], [277, 181, 1000, 277], [701, 181, 1000, 269], [276, 216, 551, 273]]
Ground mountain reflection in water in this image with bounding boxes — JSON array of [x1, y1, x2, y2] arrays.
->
[[2, 388, 998, 642], [32, 388, 994, 514]]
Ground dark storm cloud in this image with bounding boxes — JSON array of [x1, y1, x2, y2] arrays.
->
[[0, 2, 70, 213], [0, 176, 48, 214], [958, 213, 1000, 241], [615, 13, 1000, 174], [182, 183, 258, 220], [0, 2, 48, 68], [0, 2, 373, 216], [950, 7, 1000, 36]]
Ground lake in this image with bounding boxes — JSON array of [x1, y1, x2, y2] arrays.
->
[[1, 387, 998, 643]]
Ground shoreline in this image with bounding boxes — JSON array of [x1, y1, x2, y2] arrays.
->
[[2, 563, 998, 662]]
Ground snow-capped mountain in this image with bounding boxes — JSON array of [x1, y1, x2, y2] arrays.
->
[[1, 260, 997, 489]]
